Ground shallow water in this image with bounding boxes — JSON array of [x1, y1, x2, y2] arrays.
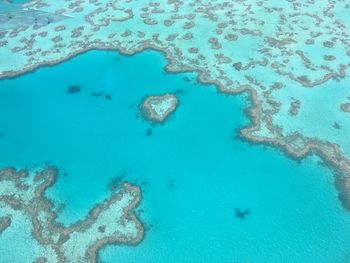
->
[[0, 50, 350, 262]]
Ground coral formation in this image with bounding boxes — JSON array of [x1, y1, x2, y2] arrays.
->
[[0, 166, 143, 263], [1, 0, 350, 210], [141, 93, 178, 123]]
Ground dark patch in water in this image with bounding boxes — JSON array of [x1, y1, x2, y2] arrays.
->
[[333, 122, 341, 129], [98, 225, 106, 233], [167, 180, 175, 190], [0, 132, 4, 139], [138, 208, 145, 214], [233, 62, 242, 71], [68, 85, 81, 94], [182, 76, 191, 82], [108, 172, 127, 191], [91, 91, 104, 97], [146, 128, 153, 136], [235, 207, 250, 220], [174, 89, 184, 95], [91, 91, 112, 100], [144, 223, 153, 231]]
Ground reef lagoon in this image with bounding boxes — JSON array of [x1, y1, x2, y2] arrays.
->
[[0, 50, 350, 262]]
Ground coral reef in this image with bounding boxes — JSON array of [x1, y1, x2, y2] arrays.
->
[[141, 93, 178, 123], [0, 166, 143, 263], [0, 0, 350, 210]]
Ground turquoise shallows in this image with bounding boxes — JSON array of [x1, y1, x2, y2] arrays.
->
[[0, 50, 350, 262]]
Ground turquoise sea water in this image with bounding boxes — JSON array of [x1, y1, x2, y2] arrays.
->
[[0, 50, 350, 262]]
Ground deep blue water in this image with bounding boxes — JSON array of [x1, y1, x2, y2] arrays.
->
[[0, 50, 350, 262]]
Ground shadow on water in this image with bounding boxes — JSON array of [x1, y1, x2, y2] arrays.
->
[[68, 85, 81, 95], [235, 207, 250, 220]]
